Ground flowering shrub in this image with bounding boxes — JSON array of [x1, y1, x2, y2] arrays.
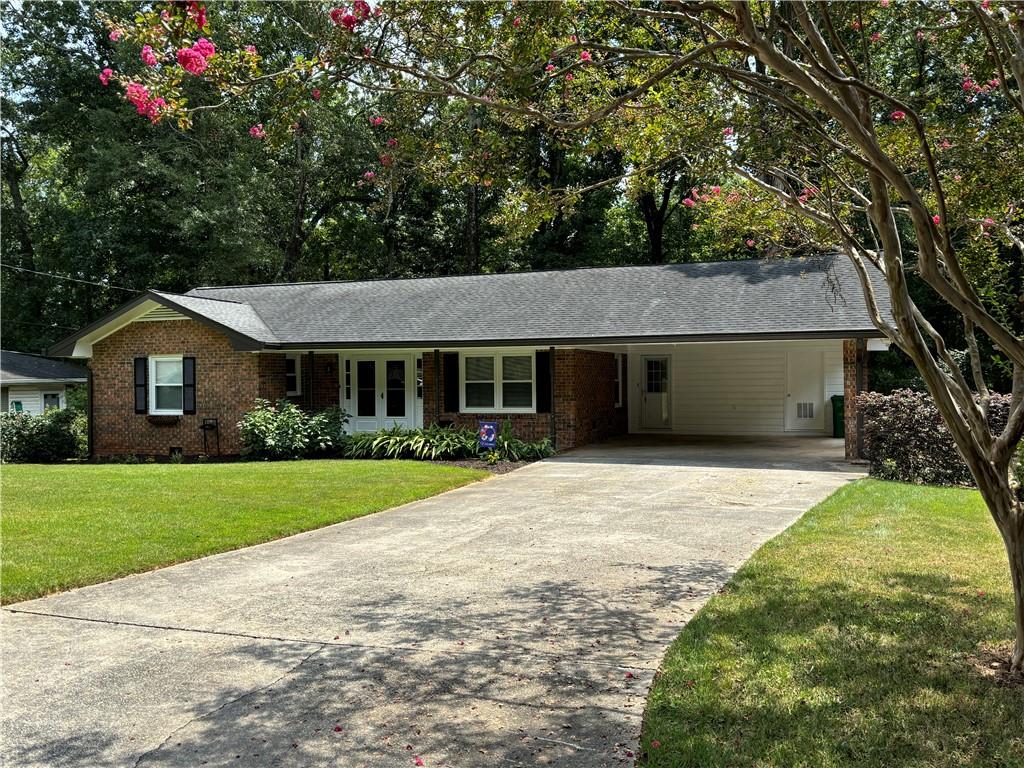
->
[[237, 399, 350, 460], [857, 389, 1012, 487], [0, 409, 87, 463]]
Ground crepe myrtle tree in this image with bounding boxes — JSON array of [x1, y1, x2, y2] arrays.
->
[[103, 1, 1024, 670]]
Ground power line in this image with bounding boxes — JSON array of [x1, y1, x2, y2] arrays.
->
[[4, 319, 78, 330], [0, 263, 142, 293]]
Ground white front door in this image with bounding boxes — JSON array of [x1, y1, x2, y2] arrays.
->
[[785, 349, 825, 431], [351, 355, 414, 432], [641, 355, 672, 429]]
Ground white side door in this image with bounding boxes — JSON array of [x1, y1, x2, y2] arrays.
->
[[785, 349, 825, 431], [641, 355, 672, 429], [350, 356, 415, 432]]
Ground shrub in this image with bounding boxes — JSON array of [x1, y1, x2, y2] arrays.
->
[[0, 408, 86, 463], [237, 399, 350, 460], [344, 423, 554, 462], [857, 389, 1011, 486]]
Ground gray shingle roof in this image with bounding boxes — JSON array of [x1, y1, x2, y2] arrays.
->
[[1, 350, 88, 383], [184, 256, 888, 347], [150, 291, 279, 344]]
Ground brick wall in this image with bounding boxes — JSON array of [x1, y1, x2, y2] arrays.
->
[[843, 339, 869, 460], [422, 349, 627, 450], [91, 320, 260, 457], [260, 353, 340, 411]]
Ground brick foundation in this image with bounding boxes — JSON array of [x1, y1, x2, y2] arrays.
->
[[843, 338, 869, 460], [422, 349, 627, 450]]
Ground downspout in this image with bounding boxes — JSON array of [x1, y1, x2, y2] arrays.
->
[[87, 366, 95, 460], [433, 349, 441, 425], [549, 346, 556, 449]]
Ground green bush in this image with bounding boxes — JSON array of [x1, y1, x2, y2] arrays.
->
[[0, 408, 86, 463], [858, 389, 1011, 486], [237, 399, 350, 460]]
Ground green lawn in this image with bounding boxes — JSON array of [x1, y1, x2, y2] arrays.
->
[[642, 479, 1023, 768], [1, 460, 487, 604]]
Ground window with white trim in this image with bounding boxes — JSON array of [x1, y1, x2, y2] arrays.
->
[[149, 356, 183, 415], [460, 352, 535, 412], [43, 392, 61, 411], [285, 354, 302, 396]]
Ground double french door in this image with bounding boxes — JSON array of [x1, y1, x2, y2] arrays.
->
[[350, 355, 415, 432]]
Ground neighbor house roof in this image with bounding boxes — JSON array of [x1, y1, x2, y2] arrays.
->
[[0, 350, 88, 385], [50, 256, 890, 357]]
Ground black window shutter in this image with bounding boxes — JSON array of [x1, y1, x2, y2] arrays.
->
[[442, 352, 460, 413], [133, 357, 147, 414], [182, 357, 197, 415], [536, 350, 552, 414]]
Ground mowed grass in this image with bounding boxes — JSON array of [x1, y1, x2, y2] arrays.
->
[[1, 460, 487, 604], [642, 479, 1023, 768]]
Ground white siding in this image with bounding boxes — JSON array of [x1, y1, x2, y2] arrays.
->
[[627, 340, 844, 436], [6, 384, 66, 415]]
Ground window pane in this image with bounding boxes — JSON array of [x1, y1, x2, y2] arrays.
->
[[43, 394, 61, 410], [464, 356, 494, 382], [155, 385, 182, 411], [154, 359, 182, 385], [503, 382, 533, 408], [357, 360, 376, 417], [502, 355, 532, 382], [465, 382, 495, 408], [285, 358, 296, 375], [386, 360, 406, 417]]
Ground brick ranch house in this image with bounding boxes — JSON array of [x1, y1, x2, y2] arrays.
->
[[50, 256, 888, 460]]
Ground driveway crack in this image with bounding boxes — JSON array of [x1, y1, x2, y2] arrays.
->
[[130, 644, 326, 768]]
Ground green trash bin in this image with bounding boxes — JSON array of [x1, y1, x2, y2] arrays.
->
[[831, 394, 845, 438]]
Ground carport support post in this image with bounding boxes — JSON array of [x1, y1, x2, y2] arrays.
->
[[433, 349, 441, 425], [843, 339, 869, 461], [306, 351, 315, 411], [549, 346, 556, 449]]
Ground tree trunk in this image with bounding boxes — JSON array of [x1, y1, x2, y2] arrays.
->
[[995, 497, 1024, 673], [639, 190, 666, 265]]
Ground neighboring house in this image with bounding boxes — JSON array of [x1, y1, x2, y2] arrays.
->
[[1, 350, 88, 415], [50, 256, 889, 460]]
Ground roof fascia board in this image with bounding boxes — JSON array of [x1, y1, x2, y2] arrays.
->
[[258, 328, 885, 351], [0, 378, 88, 385]]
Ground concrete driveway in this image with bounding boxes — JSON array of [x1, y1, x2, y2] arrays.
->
[[2, 437, 862, 767]]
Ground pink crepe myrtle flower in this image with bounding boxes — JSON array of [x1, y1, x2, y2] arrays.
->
[[983, 217, 996, 226], [386, 137, 398, 147], [140, 45, 158, 67], [565, 73, 574, 81], [177, 47, 208, 75], [125, 83, 165, 123], [352, 0, 372, 20], [249, 123, 266, 139], [711, 185, 721, 195], [192, 38, 216, 58], [683, 198, 697, 208], [379, 153, 393, 166], [580, 50, 592, 62], [188, 1, 207, 30], [513, 16, 522, 28], [722, 126, 734, 136], [880, 0, 890, 6], [939, 139, 952, 149], [545, 63, 556, 73], [850, 20, 862, 31], [746, 239, 755, 247], [363, 46, 373, 57], [331, 8, 359, 31], [569, 34, 578, 43], [161, 9, 171, 21], [916, 30, 926, 41], [363, 170, 375, 180], [890, 110, 906, 121], [109, 29, 122, 41], [98, 67, 113, 86], [982, 0, 991, 8], [369, 115, 384, 126], [245, 44, 258, 55], [311, 88, 321, 101], [932, 214, 941, 225], [870, 32, 882, 43], [413, 758, 425, 767]]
